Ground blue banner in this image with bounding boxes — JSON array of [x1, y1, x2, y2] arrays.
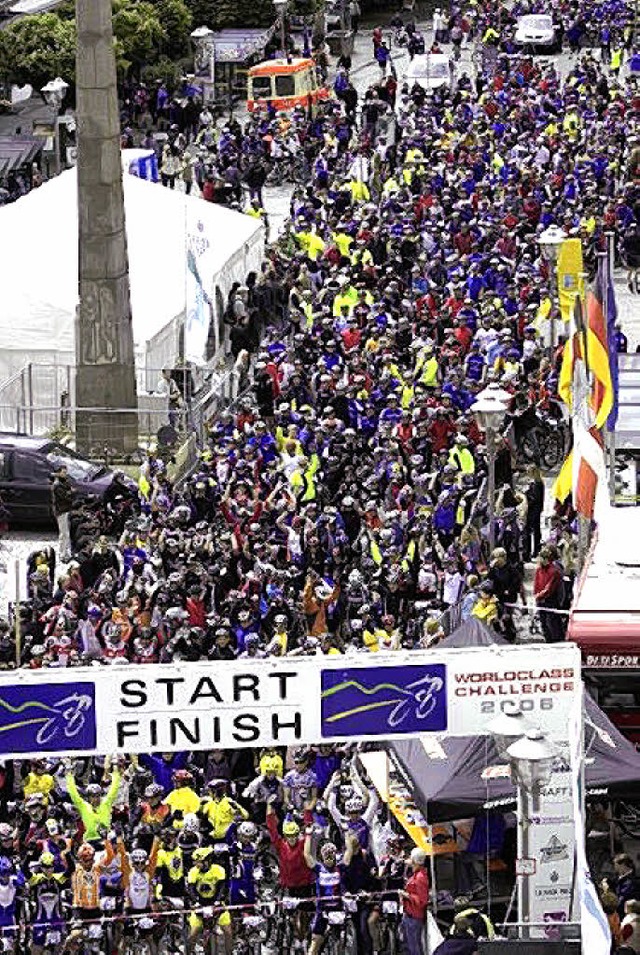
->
[[320, 664, 447, 738], [0, 683, 96, 754]]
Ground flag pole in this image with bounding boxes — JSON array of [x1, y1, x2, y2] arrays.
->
[[603, 234, 617, 504], [575, 279, 590, 572]]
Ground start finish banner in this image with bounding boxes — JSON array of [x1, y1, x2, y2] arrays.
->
[[0, 644, 580, 758]]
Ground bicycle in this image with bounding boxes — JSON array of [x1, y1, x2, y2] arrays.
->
[[517, 415, 566, 471], [379, 898, 402, 955], [323, 900, 358, 955]]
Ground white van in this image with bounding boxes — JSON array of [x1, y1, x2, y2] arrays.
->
[[404, 53, 453, 92]]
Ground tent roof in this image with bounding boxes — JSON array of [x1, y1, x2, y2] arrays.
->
[[388, 622, 640, 820], [0, 167, 261, 354]]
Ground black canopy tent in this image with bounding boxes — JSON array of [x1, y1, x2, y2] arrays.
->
[[387, 620, 640, 822]]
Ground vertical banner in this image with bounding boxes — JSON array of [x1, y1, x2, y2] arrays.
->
[[184, 207, 215, 365], [528, 753, 576, 938]]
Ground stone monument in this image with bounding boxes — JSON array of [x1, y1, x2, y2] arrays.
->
[[74, 0, 138, 454]]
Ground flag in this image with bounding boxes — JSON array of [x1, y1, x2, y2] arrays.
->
[[570, 682, 612, 955], [552, 448, 573, 503], [556, 237, 584, 324], [603, 248, 619, 431], [586, 267, 613, 430]]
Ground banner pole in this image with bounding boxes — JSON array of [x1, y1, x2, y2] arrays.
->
[[13, 560, 20, 668]]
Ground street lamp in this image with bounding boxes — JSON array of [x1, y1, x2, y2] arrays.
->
[[506, 729, 556, 938], [471, 394, 509, 553], [538, 224, 567, 355], [487, 702, 533, 756], [41, 76, 69, 176], [273, 0, 288, 59]]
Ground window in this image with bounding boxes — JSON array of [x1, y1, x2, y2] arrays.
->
[[252, 76, 272, 97], [13, 452, 51, 483], [0, 452, 7, 480], [275, 74, 295, 97], [44, 446, 99, 482]]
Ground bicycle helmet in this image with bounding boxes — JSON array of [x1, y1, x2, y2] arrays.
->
[[0, 825, 13, 841], [182, 814, 200, 833], [172, 769, 194, 784], [292, 747, 310, 764], [77, 843, 95, 862], [192, 846, 213, 863], [144, 783, 164, 800], [238, 821, 257, 840], [130, 849, 148, 865], [0, 858, 12, 877], [345, 796, 365, 814], [320, 842, 338, 863], [282, 820, 300, 838], [40, 852, 55, 868], [85, 783, 102, 798]]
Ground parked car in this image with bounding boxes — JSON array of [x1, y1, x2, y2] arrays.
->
[[0, 434, 122, 527], [513, 14, 560, 52], [404, 53, 454, 93]]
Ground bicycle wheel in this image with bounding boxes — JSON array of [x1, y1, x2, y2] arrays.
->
[[520, 429, 540, 463], [541, 429, 564, 471]]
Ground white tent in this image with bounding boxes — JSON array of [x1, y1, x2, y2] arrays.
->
[[0, 168, 264, 388]]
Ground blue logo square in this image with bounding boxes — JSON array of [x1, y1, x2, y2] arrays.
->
[[321, 664, 447, 738], [0, 683, 96, 755]]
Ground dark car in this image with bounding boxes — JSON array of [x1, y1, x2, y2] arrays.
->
[[0, 433, 119, 527]]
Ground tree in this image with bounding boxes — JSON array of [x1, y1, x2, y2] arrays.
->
[[151, 0, 192, 60], [184, 0, 275, 30], [112, 0, 165, 75], [0, 13, 76, 89]]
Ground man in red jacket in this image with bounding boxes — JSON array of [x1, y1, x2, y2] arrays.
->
[[399, 847, 430, 955], [266, 802, 314, 943]]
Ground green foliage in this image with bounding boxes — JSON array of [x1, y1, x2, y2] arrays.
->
[[141, 55, 185, 93], [184, 0, 275, 30], [112, 0, 165, 74], [0, 0, 194, 85], [0, 13, 76, 88], [150, 0, 193, 59]]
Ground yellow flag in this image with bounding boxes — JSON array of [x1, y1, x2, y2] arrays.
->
[[557, 336, 575, 410], [557, 238, 584, 325], [552, 450, 573, 502]]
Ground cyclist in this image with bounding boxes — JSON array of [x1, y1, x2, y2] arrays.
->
[[304, 836, 356, 955], [163, 770, 200, 823], [186, 846, 232, 955], [0, 856, 24, 953], [29, 851, 68, 955], [199, 779, 248, 840], [65, 761, 121, 844], [226, 820, 258, 910], [71, 842, 115, 923], [116, 840, 159, 954], [284, 748, 318, 814], [266, 801, 314, 943]]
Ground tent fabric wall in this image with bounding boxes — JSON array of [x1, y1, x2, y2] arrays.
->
[[0, 167, 263, 385]]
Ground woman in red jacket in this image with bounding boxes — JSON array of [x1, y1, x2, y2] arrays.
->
[[399, 847, 430, 955]]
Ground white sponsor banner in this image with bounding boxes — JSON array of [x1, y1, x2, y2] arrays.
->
[[529, 767, 575, 939], [0, 644, 580, 758], [184, 207, 215, 365]]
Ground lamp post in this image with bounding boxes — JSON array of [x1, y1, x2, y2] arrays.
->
[[538, 224, 567, 356], [41, 76, 69, 176], [506, 730, 556, 937], [487, 702, 533, 755], [273, 0, 288, 58], [471, 393, 509, 553]]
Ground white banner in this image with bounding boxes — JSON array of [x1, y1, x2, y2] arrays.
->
[[184, 206, 215, 365], [0, 644, 580, 758]]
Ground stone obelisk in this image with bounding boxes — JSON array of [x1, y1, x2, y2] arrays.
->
[[74, 0, 137, 455]]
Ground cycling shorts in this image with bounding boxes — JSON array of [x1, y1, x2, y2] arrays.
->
[[188, 908, 231, 931]]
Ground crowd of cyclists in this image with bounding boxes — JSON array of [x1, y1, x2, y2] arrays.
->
[[4, 0, 640, 951]]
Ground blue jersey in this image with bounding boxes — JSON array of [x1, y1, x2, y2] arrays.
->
[[0, 874, 24, 927], [313, 862, 344, 909], [228, 840, 257, 906]]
